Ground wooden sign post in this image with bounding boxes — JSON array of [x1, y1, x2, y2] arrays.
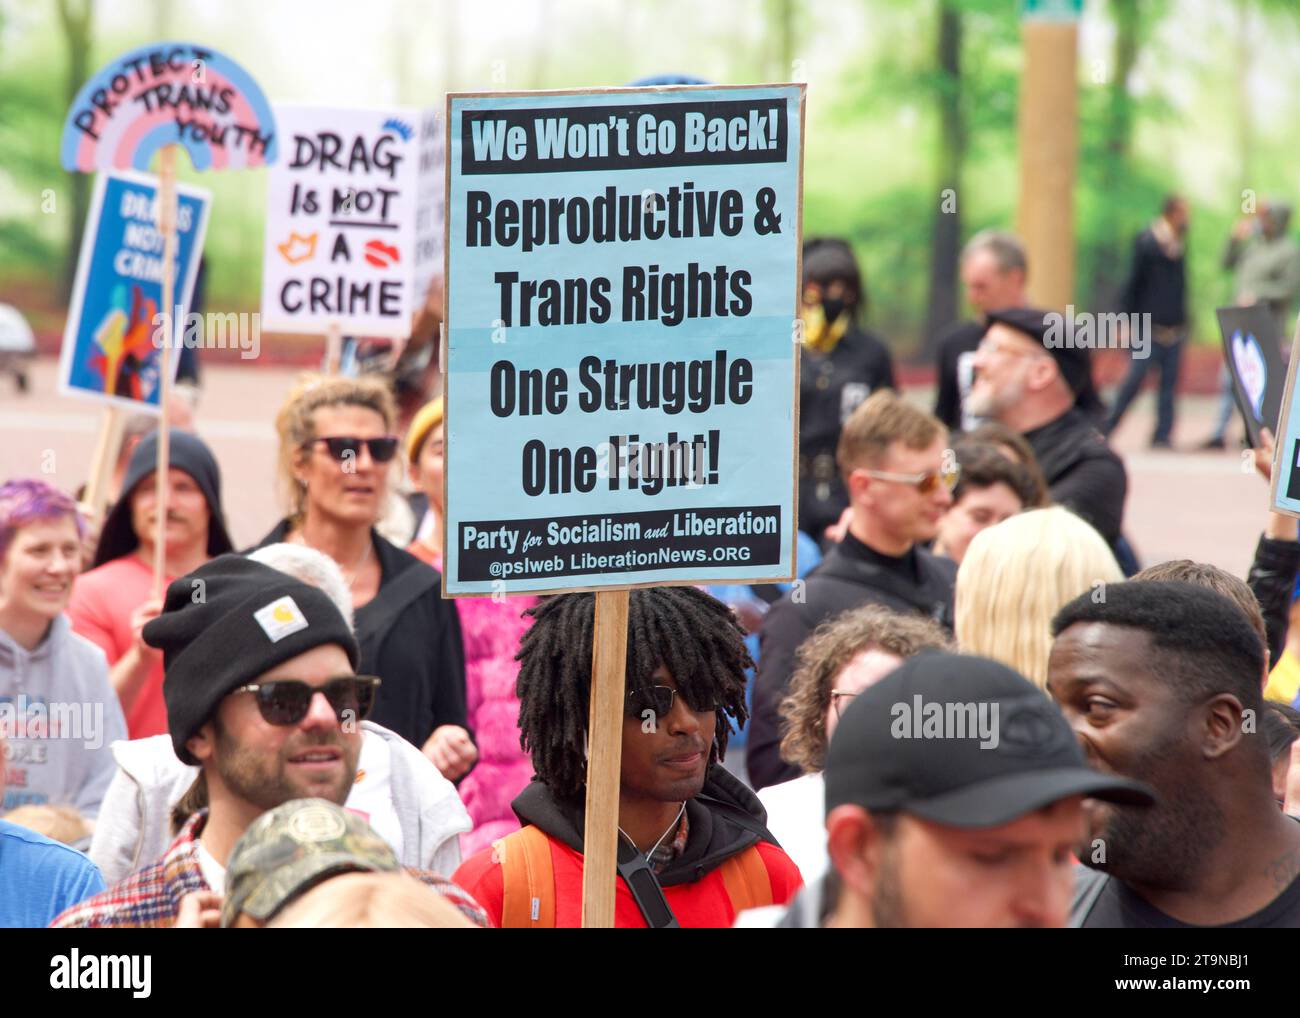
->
[[152, 144, 179, 598], [324, 321, 343, 376], [82, 406, 124, 521], [581, 588, 630, 928]]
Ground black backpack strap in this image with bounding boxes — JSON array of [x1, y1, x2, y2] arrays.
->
[[354, 563, 439, 650], [616, 838, 680, 929]]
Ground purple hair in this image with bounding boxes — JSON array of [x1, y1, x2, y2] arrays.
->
[[0, 479, 85, 562]]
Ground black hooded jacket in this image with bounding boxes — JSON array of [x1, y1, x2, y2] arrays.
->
[[93, 429, 234, 568], [512, 765, 782, 886]]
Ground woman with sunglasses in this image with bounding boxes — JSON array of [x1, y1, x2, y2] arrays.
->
[[255, 376, 472, 782]]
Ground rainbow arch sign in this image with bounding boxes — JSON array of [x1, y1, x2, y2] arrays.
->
[[61, 42, 277, 172]]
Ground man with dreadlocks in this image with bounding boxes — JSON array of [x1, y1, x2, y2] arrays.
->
[[452, 586, 804, 927]]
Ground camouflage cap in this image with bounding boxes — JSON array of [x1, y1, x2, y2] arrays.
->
[[220, 798, 400, 928]]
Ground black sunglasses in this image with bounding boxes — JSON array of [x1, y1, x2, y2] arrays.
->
[[304, 436, 400, 464], [625, 685, 716, 719], [232, 676, 382, 726]]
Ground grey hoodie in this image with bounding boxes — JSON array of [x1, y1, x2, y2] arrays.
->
[[89, 721, 471, 884], [0, 614, 127, 820]]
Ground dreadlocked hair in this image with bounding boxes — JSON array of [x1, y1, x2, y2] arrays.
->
[[515, 586, 753, 802]]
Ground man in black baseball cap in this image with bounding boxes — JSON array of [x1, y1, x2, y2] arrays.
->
[[966, 307, 1129, 556], [761, 651, 1152, 928]]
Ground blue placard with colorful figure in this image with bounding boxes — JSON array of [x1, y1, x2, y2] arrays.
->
[[57, 170, 211, 412]]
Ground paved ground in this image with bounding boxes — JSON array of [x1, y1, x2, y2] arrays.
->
[[0, 356, 1274, 576]]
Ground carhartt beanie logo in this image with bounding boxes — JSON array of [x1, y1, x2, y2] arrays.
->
[[144, 554, 360, 766], [254, 596, 310, 642]]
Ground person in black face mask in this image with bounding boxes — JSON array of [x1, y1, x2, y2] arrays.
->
[[799, 238, 895, 546]]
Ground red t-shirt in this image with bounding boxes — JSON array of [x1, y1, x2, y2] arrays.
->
[[454, 828, 803, 928], [67, 555, 172, 739]]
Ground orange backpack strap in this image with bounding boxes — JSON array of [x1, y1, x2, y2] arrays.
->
[[719, 843, 774, 915], [493, 825, 556, 928]]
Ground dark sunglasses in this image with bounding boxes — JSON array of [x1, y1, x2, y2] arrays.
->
[[625, 685, 716, 719], [232, 675, 382, 726], [304, 436, 400, 464]]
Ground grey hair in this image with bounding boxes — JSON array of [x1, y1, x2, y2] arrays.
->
[[962, 229, 1027, 276], [246, 542, 355, 632]]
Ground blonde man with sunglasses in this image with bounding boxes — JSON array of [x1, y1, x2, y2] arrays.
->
[[749, 391, 959, 791], [53, 556, 486, 928]]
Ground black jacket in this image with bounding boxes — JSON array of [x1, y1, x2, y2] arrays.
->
[[747, 536, 957, 791], [254, 521, 467, 749], [511, 766, 782, 886], [1247, 534, 1300, 669], [1117, 227, 1187, 327], [1023, 408, 1128, 549], [799, 327, 895, 540]]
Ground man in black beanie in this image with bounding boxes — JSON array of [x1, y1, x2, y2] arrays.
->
[[966, 307, 1129, 553], [68, 429, 234, 740], [53, 556, 391, 927]]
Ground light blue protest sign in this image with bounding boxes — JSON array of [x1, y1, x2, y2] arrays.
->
[[443, 84, 804, 595], [58, 170, 210, 412], [1269, 320, 1300, 517]]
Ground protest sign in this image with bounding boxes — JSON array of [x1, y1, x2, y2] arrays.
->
[[1217, 304, 1285, 448], [58, 171, 210, 413], [443, 84, 805, 598], [62, 41, 275, 597], [60, 41, 277, 172], [444, 82, 804, 928], [1267, 319, 1300, 516], [261, 105, 443, 338]]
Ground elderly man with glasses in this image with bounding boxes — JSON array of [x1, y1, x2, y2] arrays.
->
[[749, 390, 960, 792], [967, 307, 1128, 558]]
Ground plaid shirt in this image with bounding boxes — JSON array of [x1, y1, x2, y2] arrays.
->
[[51, 811, 488, 928], [648, 811, 689, 876]]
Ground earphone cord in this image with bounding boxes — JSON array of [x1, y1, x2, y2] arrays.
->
[[618, 801, 687, 863]]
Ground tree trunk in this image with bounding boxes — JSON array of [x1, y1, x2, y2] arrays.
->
[[58, 0, 94, 304], [1090, 0, 1140, 310], [776, 0, 795, 79], [922, 1, 964, 355], [1235, 0, 1254, 194]]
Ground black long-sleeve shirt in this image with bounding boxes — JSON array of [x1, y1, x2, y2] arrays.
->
[[933, 320, 986, 432], [1247, 533, 1300, 669]]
